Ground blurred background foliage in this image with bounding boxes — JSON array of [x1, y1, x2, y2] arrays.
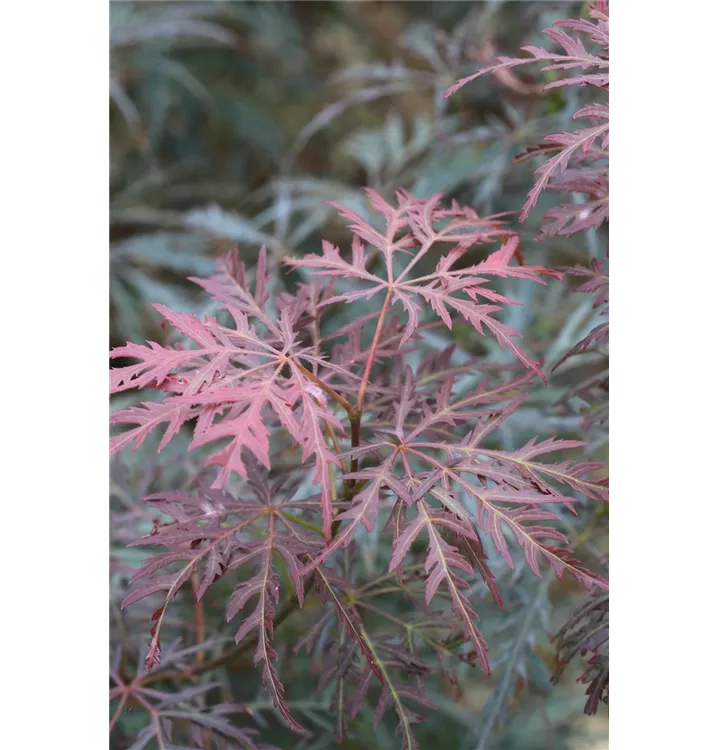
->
[[110, 2, 607, 748]]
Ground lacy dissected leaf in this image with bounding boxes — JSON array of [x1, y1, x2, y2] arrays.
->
[[120, 485, 254, 671], [286, 189, 560, 378], [134, 702, 266, 750], [552, 259, 608, 376], [297, 554, 455, 748], [464, 433, 610, 504], [352, 578, 466, 687], [323, 624, 432, 750], [110, 247, 343, 540], [225, 518, 308, 732], [358, 630, 433, 750], [541, 169, 609, 238], [109, 661, 271, 750], [298, 366, 606, 680], [319, 369, 604, 566], [392, 499, 491, 673], [312, 566, 385, 685], [293, 567, 383, 742], [578, 653, 609, 715], [444, 4, 608, 99], [110, 400, 200, 454], [121, 456, 322, 730], [552, 590, 609, 715], [455, 532, 503, 610], [444, 2, 609, 227], [189, 244, 278, 337], [521, 116, 608, 225], [223, 461, 323, 732]]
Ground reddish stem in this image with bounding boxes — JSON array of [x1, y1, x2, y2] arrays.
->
[[190, 573, 206, 667], [355, 291, 393, 415]]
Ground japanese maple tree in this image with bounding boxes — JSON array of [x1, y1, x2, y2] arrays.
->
[[110, 3, 609, 746], [111, 186, 607, 746]]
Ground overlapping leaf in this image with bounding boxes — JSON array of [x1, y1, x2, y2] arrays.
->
[[553, 259, 609, 371], [287, 189, 559, 377], [444, 2, 609, 228], [552, 590, 609, 714], [121, 457, 322, 730], [113, 164, 609, 744], [109, 638, 274, 750], [298, 367, 606, 678], [110, 247, 343, 540]]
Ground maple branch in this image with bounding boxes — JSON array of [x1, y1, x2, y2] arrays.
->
[[190, 572, 206, 667], [348, 418, 363, 489], [325, 422, 350, 498], [345, 295, 392, 476], [346, 290, 394, 485], [355, 290, 393, 416], [295, 362, 355, 417]]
